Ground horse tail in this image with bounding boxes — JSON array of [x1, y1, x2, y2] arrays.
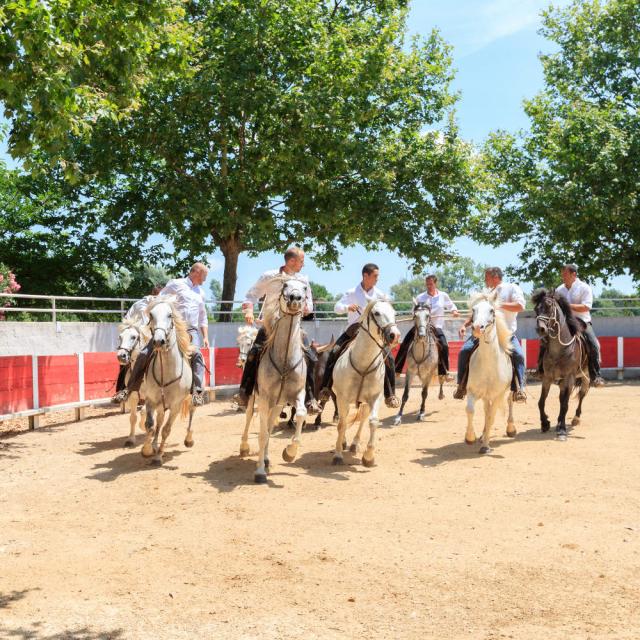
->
[[181, 396, 191, 419], [348, 403, 367, 428]]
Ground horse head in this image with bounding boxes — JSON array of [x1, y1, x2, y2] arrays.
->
[[116, 322, 144, 365], [470, 291, 498, 338], [531, 288, 556, 338], [412, 300, 432, 339], [364, 300, 401, 346], [236, 325, 258, 368], [148, 297, 177, 350], [280, 278, 307, 315]]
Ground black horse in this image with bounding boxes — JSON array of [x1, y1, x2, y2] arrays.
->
[[532, 289, 590, 441]]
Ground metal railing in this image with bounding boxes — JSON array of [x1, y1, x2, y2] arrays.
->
[[2, 292, 639, 322]]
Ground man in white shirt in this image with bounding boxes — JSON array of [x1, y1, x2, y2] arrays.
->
[[319, 263, 399, 408], [112, 263, 210, 406], [394, 274, 459, 377], [114, 284, 164, 394], [454, 267, 527, 402], [235, 247, 320, 412], [538, 263, 604, 386]]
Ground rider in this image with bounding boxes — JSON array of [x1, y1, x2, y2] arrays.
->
[[453, 267, 527, 403], [537, 263, 605, 387], [394, 274, 459, 377], [234, 247, 320, 413], [111, 263, 210, 406], [318, 263, 399, 408], [114, 284, 164, 395]]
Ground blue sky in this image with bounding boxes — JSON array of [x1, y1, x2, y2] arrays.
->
[[2, 1, 635, 298]]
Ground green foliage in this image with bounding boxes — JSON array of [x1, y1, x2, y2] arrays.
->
[[478, 0, 640, 283], [309, 281, 338, 318], [0, 0, 191, 171], [592, 288, 640, 317]]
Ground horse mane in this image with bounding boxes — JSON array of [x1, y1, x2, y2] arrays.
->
[[468, 291, 513, 354], [118, 317, 151, 342], [147, 297, 195, 356], [358, 300, 378, 326], [531, 288, 580, 336]]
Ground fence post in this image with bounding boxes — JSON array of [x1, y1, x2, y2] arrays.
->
[[29, 355, 40, 430], [51, 297, 56, 324], [617, 336, 624, 381], [120, 300, 125, 319], [209, 338, 216, 401], [76, 352, 86, 421]]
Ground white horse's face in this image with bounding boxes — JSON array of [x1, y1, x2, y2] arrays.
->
[[116, 326, 141, 364], [471, 299, 496, 338], [236, 326, 258, 368], [281, 279, 307, 314], [370, 301, 401, 346], [413, 304, 432, 339], [149, 301, 175, 350]]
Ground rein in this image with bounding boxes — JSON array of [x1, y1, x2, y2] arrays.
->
[[537, 298, 577, 347]]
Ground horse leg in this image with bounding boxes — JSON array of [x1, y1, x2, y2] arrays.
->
[[254, 402, 272, 483], [479, 398, 498, 454], [283, 392, 307, 462], [572, 382, 588, 426], [287, 405, 296, 430], [418, 380, 429, 420], [556, 383, 571, 441], [438, 375, 445, 400], [464, 393, 476, 444], [350, 408, 367, 454], [239, 394, 255, 457], [506, 394, 516, 437], [124, 393, 138, 447], [393, 374, 411, 426], [360, 404, 377, 467], [184, 406, 195, 448], [153, 409, 178, 465], [141, 404, 159, 458], [331, 393, 339, 422], [538, 379, 551, 433], [333, 397, 350, 465]]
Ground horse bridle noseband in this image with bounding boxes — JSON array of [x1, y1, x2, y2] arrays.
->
[[536, 296, 576, 347], [117, 325, 143, 360], [472, 303, 496, 344]]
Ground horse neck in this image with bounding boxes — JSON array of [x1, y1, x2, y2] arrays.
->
[[411, 325, 434, 360], [476, 326, 502, 360], [351, 319, 384, 362], [160, 331, 187, 372], [270, 312, 302, 364], [547, 311, 576, 355]]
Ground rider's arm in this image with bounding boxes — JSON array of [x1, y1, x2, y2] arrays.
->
[[242, 274, 270, 323], [334, 290, 353, 315], [571, 282, 593, 314], [501, 284, 525, 313], [198, 300, 209, 348]]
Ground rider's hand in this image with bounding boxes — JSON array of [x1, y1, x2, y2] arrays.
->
[[348, 303, 360, 313], [452, 310, 460, 318], [458, 324, 467, 339], [203, 336, 210, 349], [244, 313, 254, 325]]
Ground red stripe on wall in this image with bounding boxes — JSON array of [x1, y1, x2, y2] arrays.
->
[[38, 355, 79, 407], [84, 352, 121, 400], [598, 336, 617, 369], [624, 338, 640, 367], [0, 356, 33, 414], [214, 347, 242, 385]]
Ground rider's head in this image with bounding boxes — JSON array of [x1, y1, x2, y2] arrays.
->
[[561, 263, 578, 287], [284, 247, 305, 273], [484, 266, 503, 290], [424, 274, 438, 295], [150, 284, 164, 296], [189, 262, 209, 286], [361, 263, 379, 290]]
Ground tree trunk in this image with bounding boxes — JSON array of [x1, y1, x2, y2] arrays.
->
[[218, 235, 241, 322]]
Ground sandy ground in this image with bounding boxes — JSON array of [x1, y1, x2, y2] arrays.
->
[[1, 381, 640, 640]]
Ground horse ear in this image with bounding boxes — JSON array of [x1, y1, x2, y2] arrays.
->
[[488, 290, 499, 305]]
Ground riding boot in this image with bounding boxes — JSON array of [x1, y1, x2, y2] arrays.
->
[[453, 337, 477, 400], [434, 328, 450, 378], [384, 350, 399, 408], [304, 355, 321, 414], [236, 327, 267, 407], [190, 349, 206, 406], [115, 365, 128, 392], [111, 344, 152, 403], [394, 328, 416, 374]]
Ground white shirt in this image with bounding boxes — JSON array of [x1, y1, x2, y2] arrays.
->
[[490, 282, 525, 334], [125, 295, 154, 324], [160, 277, 208, 331], [415, 289, 457, 329], [243, 269, 313, 316], [556, 278, 593, 324], [335, 284, 388, 327]]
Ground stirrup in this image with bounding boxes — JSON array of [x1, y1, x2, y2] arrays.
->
[[233, 390, 249, 408], [306, 399, 321, 415], [590, 376, 606, 388], [318, 387, 332, 403], [111, 389, 129, 404], [385, 395, 400, 409], [452, 386, 466, 400], [191, 393, 205, 407], [512, 390, 527, 403]]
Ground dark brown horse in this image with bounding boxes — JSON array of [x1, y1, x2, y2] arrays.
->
[[532, 289, 590, 441]]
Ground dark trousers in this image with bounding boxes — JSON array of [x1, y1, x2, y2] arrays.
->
[[320, 324, 396, 399], [538, 322, 602, 380], [125, 343, 205, 394], [116, 365, 128, 392], [239, 327, 317, 401], [395, 326, 449, 375]]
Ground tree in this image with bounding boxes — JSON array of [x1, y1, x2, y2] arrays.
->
[[593, 288, 640, 317], [478, 0, 640, 284], [69, 0, 476, 319], [309, 281, 339, 320], [0, 0, 190, 172]]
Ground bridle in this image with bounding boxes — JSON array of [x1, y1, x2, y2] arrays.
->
[[410, 305, 434, 368], [536, 296, 577, 347], [472, 302, 496, 345], [117, 325, 144, 362]]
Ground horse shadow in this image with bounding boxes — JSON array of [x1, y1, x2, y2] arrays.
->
[[413, 439, 507, 467], [87, 447, 185, 482], [293, 449, 372, 480], [182, 455, 292, 491], [0, 624, 125, 640], [0, 441, 30, 461], [76, 434, 143, 456], [0, 588, 36, 609]]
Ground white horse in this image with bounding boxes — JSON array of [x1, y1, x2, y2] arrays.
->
[[393, 302, 440, 426], [115, 319, 150, 447], [332, 300, 400, 467], [236, 325, 258, 368], [140, 297, 196, 465], [253, 278, 309, 484], [464, 291, 516, 454]]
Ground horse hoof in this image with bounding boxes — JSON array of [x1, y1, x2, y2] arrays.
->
[[479, 446, 492, 455], [349, 443, 358, 454], [438, 392, 444, 400], [418, 413, 426, 421], [184, 439, 194, 448], [362, 456, 375, 468], [332, 455, 344, 466], [151, 457, 163, 466], [555, 431, 567, 441], [282, 448, 295, 463], [342, 440, 348, 451], [141, 446, 154, 458], [464, 437, 476, 445], [506, 430, 517, 438], [254, 473, 268, 484], [392, 416, 401, 427], [124, 439, 135, 448], [541, 423, 551, 433], [571, 417, 580, 426]]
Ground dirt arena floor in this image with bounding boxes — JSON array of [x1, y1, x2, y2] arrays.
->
[[1, 380, 640, 640]]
